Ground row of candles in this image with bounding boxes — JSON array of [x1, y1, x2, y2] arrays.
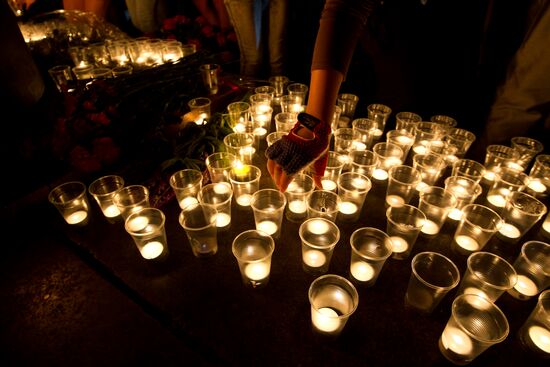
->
[[48, 82, 550, 363]]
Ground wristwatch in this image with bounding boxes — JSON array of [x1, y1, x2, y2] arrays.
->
[[297, 112, 321, 131]]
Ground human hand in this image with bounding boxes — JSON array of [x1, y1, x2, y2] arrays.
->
[[265, 113, 330, 192]]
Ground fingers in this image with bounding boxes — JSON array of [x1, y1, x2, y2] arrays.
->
[[312, 174, 323, 190], [267, 159, 293, 192]]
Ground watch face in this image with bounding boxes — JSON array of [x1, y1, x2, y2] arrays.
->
[[298, 112, 321, 131]]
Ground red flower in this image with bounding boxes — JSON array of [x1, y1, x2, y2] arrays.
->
[[201, 25, 214, 38], [215, 32, 226, 47], [195, 15, 207, 26], [226, 31, 238, 43], [174, 15, 190, 25], [88, 112, 111, 126]]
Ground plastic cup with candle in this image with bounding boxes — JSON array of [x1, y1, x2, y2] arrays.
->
[[496, 191, 546, 243], [274, 112, 298, 133], [299, 218, 340, 275], [251, 105, 273, 135], [445, 128, 476, 158], [169, 169, 203, 210], [333, 128, 362, 156], [452, 159, 486, 184], [349, 227, 393, 287], [287, 82, 309, 105], [179, 203, 218, 257], [48, 65, 75, 93], [280, 95, 303, 114], [518, 290, 550, 357], [412, 122, 447, 158], [330, 105, 342, 131], [385, 165, 422, 208], [229, 164, 261, 208], [395, 111, 422, 133], [413, 152, 447, 189], [337, 172, 371, 222], [351, 118, 378, 150], [426, 139, 459, 167], [284, 174, 315, 222], [318, 151, 346, 192], [438, 294, 509, 365], [483, 144, 521, 184], [526, 154, 550, 198], [452, 204, 502, 255], [250, 189, 287, 240], [223, 132, 255, 164], [88, 175, 125, 223], [336, 93, 359, 128], [249, 93, 273, 109], [112, 185, 150, 222], [386, 129, 414, 161], [367, 103, 392, 137], [308, 274, 359, 336], [254, 85, 275, 99], [455, 252, 517, 303], [187, 97, 211, 124], [269, 75, 289, 100], [232, 229, 275, 289], [349, 149, 378, 178], [227, 102, 251, 130], [125, 207, 168, 260], [48, 181, 91, 226], [485, 167, 529, 210], [372, 142, 404, 182], [199, 63, 220, 95], [307, 190, 342, 223], [405, 252, 460, 313], [511, 136, 544, 170], [206, 152, 236, 183], [507, 241, 550, 300], [418, 186, 457, 236], [444, 176, 483, 221], [198, 182, 233, 231], [386, 205, 426, 260], [430, 114, 457, 130]]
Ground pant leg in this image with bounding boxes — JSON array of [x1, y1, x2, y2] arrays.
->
[[267, 0, 288, 75], [224, 0, 262, 77]]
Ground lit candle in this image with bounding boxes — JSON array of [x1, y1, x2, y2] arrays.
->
[[233, 161, 250, 176], [214, 183, 231, 195], [448, 208, 463, 221], [487, 193, 508, 208], [257, 220, 278, 235], [236, 194, 253, 206], [233, 123, 247, 133], [395, 135, 413, 145], [513, 275, 538, 297], [386, 195, 405, 207], [372, 168, 388, 181], [413, 144, 428, 155], [528, 179, 547, 193], [127, 215, 149, 232], [289, 200, 307, 214], [239, 146, 256, 157], [312, 307, 341, 333], [253, 127, 267, 137], [244, 262, 270, 280], [321, 179, 337, 191], [339, 202, 358, 215], [352, 141, 367, 151], [352, 177, 369, 190], [462, 287, 489, 302], [499, 223, 521, 239], [350, 261, 375, 282], [141, 241, 164, 259], [389, 236, 408, 253], [384, 157, 402, 169], [307, 219, 330, 235], [421, 219, 440, 235], [528, 325, 550, 354], [506, 161, 524, 172], [215, 213, 231, 227], [373, 128, 383, 137], [450, 185, 469, 198], [441, 327, 473, 355], [416, 181, 429, 192], [543, 219, 550, 234], [484, 170, 497, 181], [103, 204, 120, 218], [455, 235, 480, 251], [65, 210, 88, 225], [179, 196, 198, 209], [303, 249, 327, 268]]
